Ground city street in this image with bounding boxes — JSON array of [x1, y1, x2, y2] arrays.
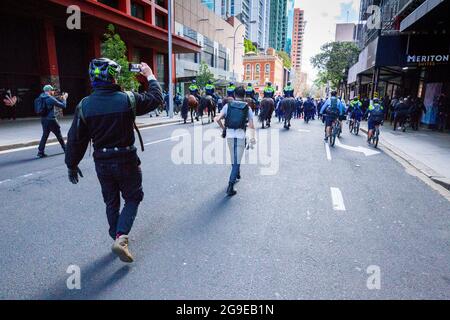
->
[[0, 118, 449, 300]]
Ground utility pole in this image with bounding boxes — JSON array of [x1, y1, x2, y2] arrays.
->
[[168, 0, 174, 118]]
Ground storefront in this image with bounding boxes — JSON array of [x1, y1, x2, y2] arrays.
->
[[0, 0, 200, 118]]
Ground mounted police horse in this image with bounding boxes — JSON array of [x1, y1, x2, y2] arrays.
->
[[181, 95, 199, 124], [280, 97, 296, 129], [198, 95, 216, 124], [258, 98, 275, 129]]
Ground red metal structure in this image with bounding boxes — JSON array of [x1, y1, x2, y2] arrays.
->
[[0, 0, 200, 117]]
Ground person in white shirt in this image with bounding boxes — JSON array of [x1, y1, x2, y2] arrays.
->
[[215, 86, 256, 196]]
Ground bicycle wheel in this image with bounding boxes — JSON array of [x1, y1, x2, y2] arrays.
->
[[373, 130, 379, 148], [349, 121, 353, 133], [355, 122, 360, 135]]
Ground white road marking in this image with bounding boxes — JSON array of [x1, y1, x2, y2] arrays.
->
[[139, 122, 180, 131], [330, 187, 346, 211], [0, 122, 180, 155], [298, 129, 311, 133], [144, 134, 189, 146], [335, 138, 380, 156], [0, 179, 12, 184], [325, 142, 332, 161], [21, 174, 33, 178]]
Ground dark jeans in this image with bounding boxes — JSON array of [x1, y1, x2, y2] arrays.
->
[[38, 119, 65, 153], [437, 113, 448, 131], [95, 161, 144, 240]]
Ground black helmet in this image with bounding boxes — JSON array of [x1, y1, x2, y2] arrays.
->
[[287, 82, 291, 86], [331, 91, 337, 97], [248, 83, 252, 86], [208, 80, 213, 84], [89, 58, 121, 83], [268, 82, 272, 86], [229, 82, 234, 86]]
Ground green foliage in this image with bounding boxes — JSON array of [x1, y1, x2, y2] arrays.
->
[[311, 41, 360, 88], [244, 39, 257, 53], [101, 24, 139, 91], [196, 61, 214, 89], [277, 50, 292, 69]]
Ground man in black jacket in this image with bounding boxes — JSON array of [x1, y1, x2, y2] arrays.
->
[[65, 58, 163, 263]]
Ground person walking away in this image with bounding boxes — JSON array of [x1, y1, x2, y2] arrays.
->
[[215, 86, 256, 196], [437, 94, 449, 132], [283, 82, 294, 98], [35, 85, 68, 158], [393, 98, 410, 131], [226, 82, 236, 99], [364, 98, 384, 143], [409, 97, 426, 131], [65, 58, 163, 263], [189, 80, 201, 102]]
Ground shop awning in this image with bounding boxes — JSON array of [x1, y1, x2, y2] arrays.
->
[[400, 0, 448, 32]]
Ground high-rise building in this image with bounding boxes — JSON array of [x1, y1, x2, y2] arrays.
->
[[269, 0, 288, 52], [291, 8, 305, 71], [285, 0, 295, 54], [291, 8, 305, 95], [202, 0, 270, 49]]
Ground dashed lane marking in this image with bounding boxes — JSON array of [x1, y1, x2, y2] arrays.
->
[[330, 187, 346, 211]]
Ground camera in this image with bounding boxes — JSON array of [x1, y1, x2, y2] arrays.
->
[[129, 63, 142, 73]]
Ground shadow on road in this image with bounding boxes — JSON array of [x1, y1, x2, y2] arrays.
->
[[34, 252, 132, 300]]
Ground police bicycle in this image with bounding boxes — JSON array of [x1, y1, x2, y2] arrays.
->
[[327, 118, 341, 147], [369, 123, 382, 148], [349, 117, 360, 135]]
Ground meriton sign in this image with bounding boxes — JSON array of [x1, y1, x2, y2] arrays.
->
[[407, 54, 449, 64]]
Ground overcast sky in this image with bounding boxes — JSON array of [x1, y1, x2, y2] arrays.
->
[[293, 0, 361, 82]]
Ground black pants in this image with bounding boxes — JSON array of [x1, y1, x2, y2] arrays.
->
[[393, 114, 407, 130], [38, 119, 65, 153], [95, 160, 144, 240]]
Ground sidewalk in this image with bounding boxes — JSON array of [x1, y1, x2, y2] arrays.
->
[[0, 114, 184, 151], [360, 122, 450, 190]]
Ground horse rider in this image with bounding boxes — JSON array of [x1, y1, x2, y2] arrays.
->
[[204, 80, 218, 103], [226, 82, 236, 99], [283, 81, 295, 98], [189, 80, 201, 102], [263, 82, 276, 101], [245, 82, 258, 104]]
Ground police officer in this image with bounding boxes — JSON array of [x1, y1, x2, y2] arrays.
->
[[204, 80, 215, 97], [364, 97, 384, 143], [283, 81, 294, 98], [245, 82, 257, 103], [65, 58, 163, 263], [189, 80, 201, 101], [226, 82, 236, 99], [263, 82, 276, 100]]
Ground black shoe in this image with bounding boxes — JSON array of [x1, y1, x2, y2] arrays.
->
[[226, 183, 237, 196], [237, 173, 241, 180], [37, 153, 48, 158]]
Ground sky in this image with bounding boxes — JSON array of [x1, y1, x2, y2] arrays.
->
[[293, 0, 361, 83]]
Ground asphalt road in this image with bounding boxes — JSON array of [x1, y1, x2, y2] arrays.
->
[[0, 116, 449, 300]]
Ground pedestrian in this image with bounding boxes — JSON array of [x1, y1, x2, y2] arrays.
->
[[409, 97, 426, 131], [65, 58, 163, 263], [393, 97, 410, 131], [437, 94, 449, 132], [35, 85, 68, 158], [2, 89, 18, 120], [214, 86, 256, 196]]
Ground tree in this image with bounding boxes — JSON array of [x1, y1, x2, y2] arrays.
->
[[310, 41, 360, 89], [196, 61, 214, 89], [244, 39, 257, 54], [277, 50, 292, 69], [101, 24, 139, 91]]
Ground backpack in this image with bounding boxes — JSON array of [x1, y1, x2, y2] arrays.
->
[[326, 98, 340, 118], [34, 96, 48, 116], [76, 91, 145, 152], [225, 101, 249, 130], [370, 103, 384, 121]]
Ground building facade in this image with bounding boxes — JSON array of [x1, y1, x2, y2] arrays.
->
[[347, 0, 449, 128], [175, 0, 244, 94], [291, 8, 305, 95], [243, 48, 287, 95], [269, 0, 288, 52], [0, 0, 200, 118], [335, 23, 357, 42], [201, 0, 271, 49]]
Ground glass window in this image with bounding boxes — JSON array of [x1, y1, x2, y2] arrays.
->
[[246, 64, 251, 74], [255, 64, 260, 74], [265, 63, 270, 73], [155, 13, 166, 29], [98, 0, 119, 9], [131, 2, 145, 20], [156, 53, 165, 88]]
